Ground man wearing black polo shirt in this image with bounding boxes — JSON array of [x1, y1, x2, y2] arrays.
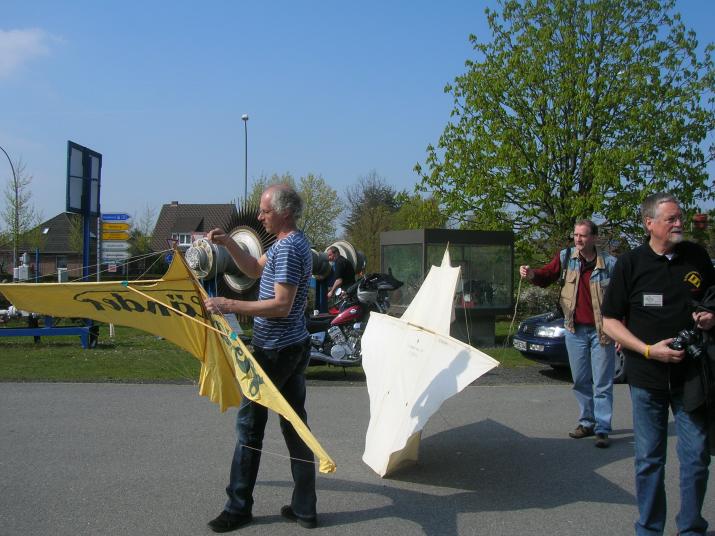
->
[[602, 193, 715, 536]]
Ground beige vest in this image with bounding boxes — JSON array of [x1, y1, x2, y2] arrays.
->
[[558, 248, 615, 345]]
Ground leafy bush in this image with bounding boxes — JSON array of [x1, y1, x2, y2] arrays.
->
[[515, 283, 560, 318]]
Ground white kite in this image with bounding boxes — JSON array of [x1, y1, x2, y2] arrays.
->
[[362, 247, 499, 477]]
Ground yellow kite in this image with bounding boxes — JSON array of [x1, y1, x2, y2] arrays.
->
[[0, 253, 336, 474]]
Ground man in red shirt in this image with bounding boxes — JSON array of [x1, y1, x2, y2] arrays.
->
[[520, 220, 617, 447]]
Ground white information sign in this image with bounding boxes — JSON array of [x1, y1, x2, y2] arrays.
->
[[102, 241, 131, 251], [101, 251, 131, 262]]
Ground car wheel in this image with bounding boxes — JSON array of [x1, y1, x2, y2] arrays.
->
[[613, 348, 626, 384]]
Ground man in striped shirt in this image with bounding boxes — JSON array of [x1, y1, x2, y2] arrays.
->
[[204, 184, 316, 532]]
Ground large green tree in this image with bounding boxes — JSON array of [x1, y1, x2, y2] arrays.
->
[[298, 173, 343, 249], [344, 171, 399, 235], [416, 0, 715, 260], [343, 172, 400, 271], [391, 192, 449, 230], [247, 172, 343, 249]]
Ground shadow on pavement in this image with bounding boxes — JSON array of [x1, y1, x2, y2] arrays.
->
[[537, 366, 572, 382], [267, 419, 636, 535]]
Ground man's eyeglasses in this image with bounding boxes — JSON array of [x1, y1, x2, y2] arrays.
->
[[258, 208, 274, 215]]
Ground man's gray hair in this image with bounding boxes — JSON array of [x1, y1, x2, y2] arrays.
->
[[268, 184, 303, 220], [640, 193, 680, 232]]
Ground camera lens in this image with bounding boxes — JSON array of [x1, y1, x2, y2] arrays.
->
[[669, 337, 684, 351]]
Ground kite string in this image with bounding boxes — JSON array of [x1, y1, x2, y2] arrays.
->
[[240, 444, 318, 466], [100, 249, 173, 281], [23, 252, 316, 462], [503, 276, 523, 349], [123, 278, 249, 386], [97, 251, 166, 281], [123, 284, 230, 338], [133, 250, 171, 281], [65, 249, 173, 282], [210, 310, 325, 469], [461, 295, 471, 347], [128, 273, 331, 469]]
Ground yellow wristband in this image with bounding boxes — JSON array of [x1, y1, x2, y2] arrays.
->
[[644, 345, 650, 359]]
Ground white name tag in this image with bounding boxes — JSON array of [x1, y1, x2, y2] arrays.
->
[[643, 294, 663, 307]]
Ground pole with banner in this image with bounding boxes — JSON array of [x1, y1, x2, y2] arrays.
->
[[66, 141, 102, 281], [64, 140, 102, 345]]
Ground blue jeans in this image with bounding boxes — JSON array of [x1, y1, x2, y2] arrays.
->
[[564, 325, 615, 434], [224, 339, 316, 519], [630, 386, 709, 536]]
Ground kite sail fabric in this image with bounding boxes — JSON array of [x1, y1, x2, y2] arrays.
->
[[361, 248, 499, 477], [0, 253, 336, 474]]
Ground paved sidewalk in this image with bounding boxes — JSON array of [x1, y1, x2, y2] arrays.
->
[[1, 382, 712, 536]]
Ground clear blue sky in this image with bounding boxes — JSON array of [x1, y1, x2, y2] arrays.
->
[[1, 0, 714, 223]]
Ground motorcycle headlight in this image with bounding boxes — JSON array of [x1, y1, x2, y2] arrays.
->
[[535, 326, 567, 338]]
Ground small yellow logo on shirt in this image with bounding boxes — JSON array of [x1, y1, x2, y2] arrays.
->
[[684, 271, 702, 289]]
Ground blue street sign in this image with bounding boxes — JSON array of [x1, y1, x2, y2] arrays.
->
[[101, 213, 131, 221]]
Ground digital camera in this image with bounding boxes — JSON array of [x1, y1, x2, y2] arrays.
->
[[668, 328, 705, 360]]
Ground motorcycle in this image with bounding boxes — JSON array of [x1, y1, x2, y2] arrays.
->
[[307, 272, 403, 367]]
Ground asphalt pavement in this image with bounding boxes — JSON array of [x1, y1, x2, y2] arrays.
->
[[1, 371, 714, 536]]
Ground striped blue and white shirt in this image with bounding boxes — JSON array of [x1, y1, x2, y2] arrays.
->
[[252, 230, 312, 349]]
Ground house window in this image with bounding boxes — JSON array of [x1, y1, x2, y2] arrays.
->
[[171, 233, 192, 246], [56, 256, 68, 269]]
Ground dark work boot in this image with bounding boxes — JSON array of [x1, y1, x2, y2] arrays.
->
[[280, 505, 317, 529], [207, 510, 253, 533]]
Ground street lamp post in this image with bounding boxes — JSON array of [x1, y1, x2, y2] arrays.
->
[[241, 114, 249, 202], [0, 144, 19, 272]]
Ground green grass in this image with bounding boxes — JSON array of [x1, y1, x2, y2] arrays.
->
[[0, 321, 533, 382], [0, 325, 200, 382], [491, 317, 538, 368]]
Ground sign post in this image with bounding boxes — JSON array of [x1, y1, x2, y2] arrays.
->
[[66, 141, 102, 281], [64, 140, 102, 345], [100, 213, 132, 267]]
